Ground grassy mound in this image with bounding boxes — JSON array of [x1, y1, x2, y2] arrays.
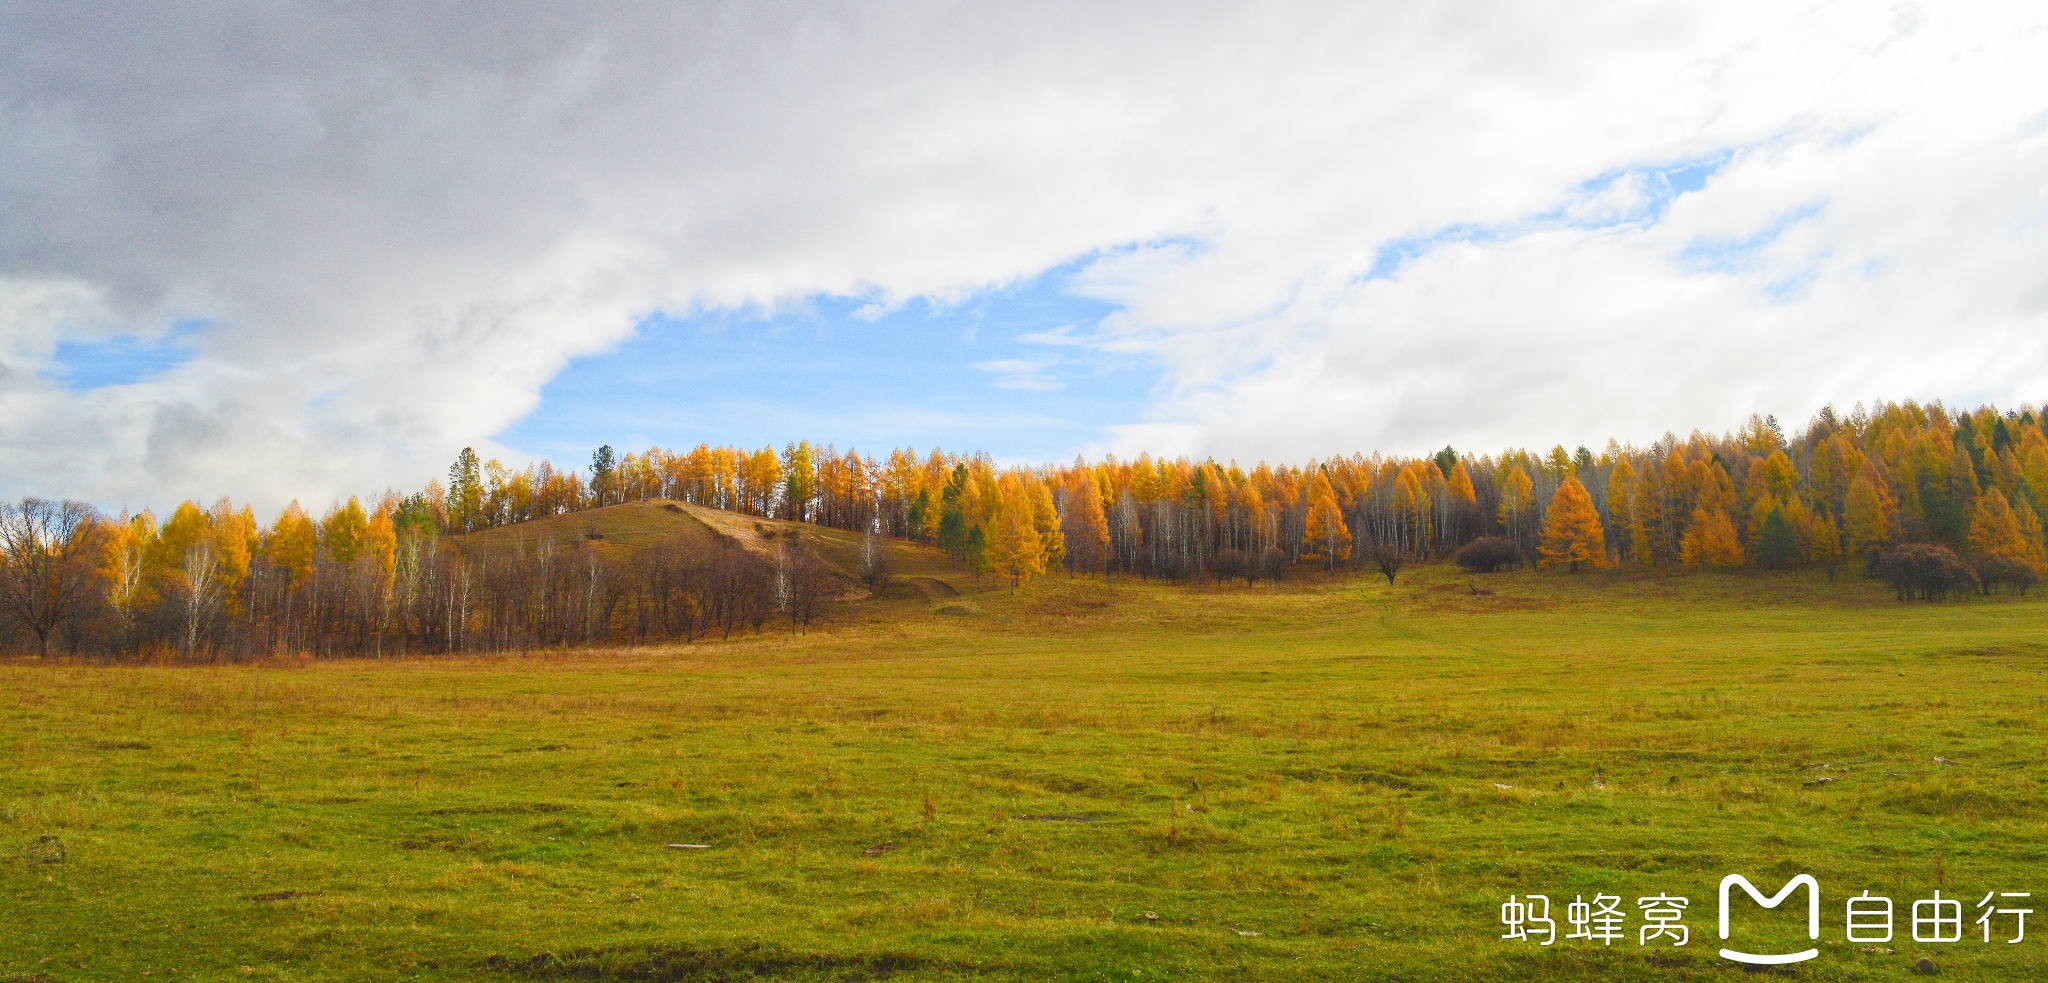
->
[[451, 500, 976, 603]]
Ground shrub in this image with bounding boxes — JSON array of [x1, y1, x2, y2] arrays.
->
[[1213, 548, 1251, 585], [1456, 536, 1522, 574], [1258, 546, 1291, 583], [1877, 544, 1979, 601], [1972, 554, 2039, 597], [1369, 541, 1405, 585]]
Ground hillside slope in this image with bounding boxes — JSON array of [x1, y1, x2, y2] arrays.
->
[[448, 499, 975, 602]]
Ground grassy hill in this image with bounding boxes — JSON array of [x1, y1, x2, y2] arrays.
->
[[449, 500, 975, 605], [5, 564, 2048, 981], [449, 500, 730, 558]]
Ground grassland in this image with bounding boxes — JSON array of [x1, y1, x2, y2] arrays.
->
[[5, 541, 2048, 981]]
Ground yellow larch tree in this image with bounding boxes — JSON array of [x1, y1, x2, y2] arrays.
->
[[1781, 497, 1814, 562], [96, 512, 157, 628], [1807, 506, 1843, 577], [2020, 431, 2048, 516], [367, 505, 399, 585], [1843, 469, 1896, 560], [1059, 469, 1112, 575], [322, 497, 370, 564], [1969, 488, 2047, 573], [212, 502, 258, 607], [1538, 477, 1606, 572], [1028, 477, 1064, 572], [1679, 505, 1744, 567], [1695, 458, 1738, 516], [1445, 459, 1479, 542], [1806, 432, 1865, 518], [1606, 457, 1636, 562], [1630, 456, 1670, 565], [2018, 497, 2048, 572], [988, 489, 1044, 589], [152, 501, 210, 583], [266, 502, 318, 585], [1745, 450, 1799, 510], [1302, 472, 1350, 569]]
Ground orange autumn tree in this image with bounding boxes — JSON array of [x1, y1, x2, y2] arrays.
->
[[1843, 469, 1896, 562], [1679, 505, 1744, 567], [96, 511, 157, 632], [322, 497, 370, 564], [1444, 460, 1479, 542], [1605, 456, 1636, 562], [1027, 477, 1064, 573], [988, 486, 1044, 589], [265, 502, 317, 586], [1968, 488, 2047, 576], [1301, 472, 1350, 570], [1059, 469, 1111, 575], [1807, 508, 1844, 578], [1538, 477, 1606, 572]]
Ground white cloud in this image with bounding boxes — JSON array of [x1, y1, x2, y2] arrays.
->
[[1, 1, 2045, 511], [972, 359, 1065, 392]]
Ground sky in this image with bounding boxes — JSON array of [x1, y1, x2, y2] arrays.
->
[[3, 2, 2047, 513]]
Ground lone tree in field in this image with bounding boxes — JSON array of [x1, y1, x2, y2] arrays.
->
[[1538, 477, 1605, 573], [0, 498, 104, 657]]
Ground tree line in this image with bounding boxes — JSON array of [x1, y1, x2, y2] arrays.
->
[[437, 400, 2044, 589], [5, 400, 2046, 658], [0, 493, 841, 659]]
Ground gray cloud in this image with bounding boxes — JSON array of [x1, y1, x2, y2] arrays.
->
[[1, 2, 2045, 511]]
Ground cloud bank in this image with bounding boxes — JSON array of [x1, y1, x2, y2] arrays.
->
[[2, 2, 2044, 509]]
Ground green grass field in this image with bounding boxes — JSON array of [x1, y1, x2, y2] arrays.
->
[[6, 552, 2048, 981]]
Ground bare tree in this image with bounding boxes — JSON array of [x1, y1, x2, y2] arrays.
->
[[182, 541, 224, 656], [1369, 539, 1405, 586], [857, 528, 892, 592], [783, 537, 833, 632], [1258, 545, 1290, 584], [0, 498, 104, 657]]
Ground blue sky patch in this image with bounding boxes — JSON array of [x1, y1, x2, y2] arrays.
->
[[47, 321, 205, 389], [497, 261, 1161, 466], [1363, 152, 1735, 282], [1677, 201, 1826, 275]]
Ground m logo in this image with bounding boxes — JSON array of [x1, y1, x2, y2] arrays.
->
[[1718, 874, 1820, 965]]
